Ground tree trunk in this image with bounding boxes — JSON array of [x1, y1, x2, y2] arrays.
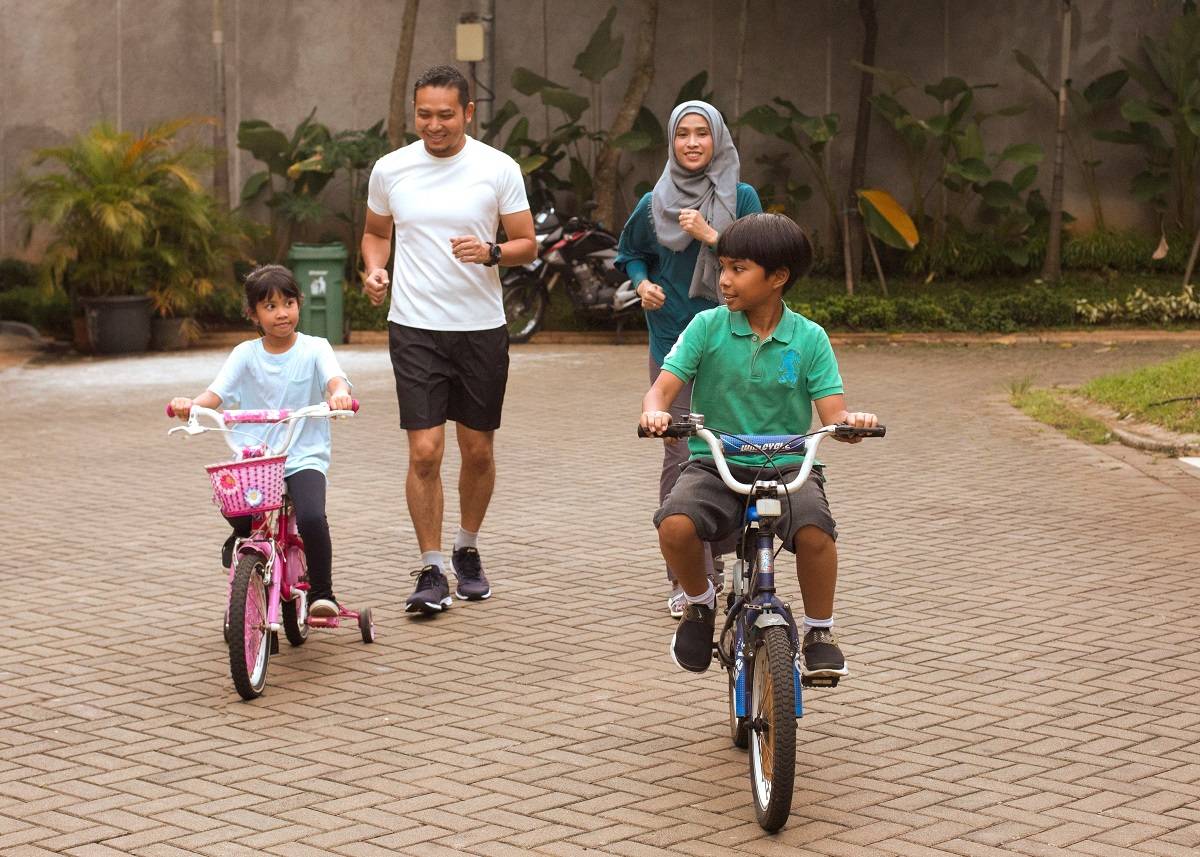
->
[[732, 0, 749, 147], [211, 0, 230, 208], [388, 0, 421, 149], [845, 0, 878, 295], [592, 0, 658, 229], [1042, 0, 1071, 282]]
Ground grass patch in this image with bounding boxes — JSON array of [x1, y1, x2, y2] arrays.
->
[[1081, 349, 1200, 434], [1009, 377, 1112, 444]]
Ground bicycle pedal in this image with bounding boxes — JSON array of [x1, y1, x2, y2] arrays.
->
[[801, 675, 838, 688]]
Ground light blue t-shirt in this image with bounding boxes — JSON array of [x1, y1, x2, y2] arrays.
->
[[207, 333, 350, 477]]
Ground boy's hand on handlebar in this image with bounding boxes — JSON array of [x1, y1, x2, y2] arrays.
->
[[640, 410, 673, 436], [636, 281, 666, 310], [169, 397, 193, 420], [363, 268, 389, 307], [836, 411, 878, 443]]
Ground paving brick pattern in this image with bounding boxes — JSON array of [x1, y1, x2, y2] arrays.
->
[[2, 341, 1199, 856]]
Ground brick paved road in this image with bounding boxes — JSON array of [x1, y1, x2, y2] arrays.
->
[[2, 341, 1199, 857]]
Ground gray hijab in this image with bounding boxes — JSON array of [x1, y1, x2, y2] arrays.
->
[[650, 100, 740, 302]]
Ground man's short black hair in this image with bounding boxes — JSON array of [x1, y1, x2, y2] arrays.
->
[[244, 264, 301, 313], [717, 213, 813, 293], [413, 64, 471, 110]]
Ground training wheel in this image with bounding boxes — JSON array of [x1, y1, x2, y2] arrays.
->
[[358, 607, 375, 643]]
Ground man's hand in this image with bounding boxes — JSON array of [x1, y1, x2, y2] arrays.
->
[[640, 409, 673, 436], [679, 208, 718, 246], [834, 411, 878, 444], [363, 268, 389, 307], [450, 236, 491, 265], [637, 281, 666, 310]]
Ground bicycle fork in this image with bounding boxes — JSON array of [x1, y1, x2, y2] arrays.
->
[[729, 524, 805, 721]]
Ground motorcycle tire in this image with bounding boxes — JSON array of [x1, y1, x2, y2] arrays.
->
[[503, 278, 548, 344]]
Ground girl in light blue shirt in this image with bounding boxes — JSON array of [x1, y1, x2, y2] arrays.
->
[[169, 266, 353, 618]]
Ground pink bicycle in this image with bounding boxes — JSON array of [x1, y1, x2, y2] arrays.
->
[[167, 401, 374, 700]]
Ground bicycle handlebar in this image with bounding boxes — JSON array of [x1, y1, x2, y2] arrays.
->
[[167, 401, 358, 456], [638, 416, 885, 496], [166, 399, 359, 419]]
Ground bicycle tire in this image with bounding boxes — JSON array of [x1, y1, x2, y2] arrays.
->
[[281, 590, 309, 646], [228, 552, 271, 700], [748, 625, 797, 832]]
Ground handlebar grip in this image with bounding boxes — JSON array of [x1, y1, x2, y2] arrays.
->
[[637, 423, 695, 439], [350, 398, 360, 413], [834, 424, 886, 438], [166, 403, 176, 418]]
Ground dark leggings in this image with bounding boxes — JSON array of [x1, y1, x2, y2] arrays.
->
[[227, 469, 334, 601]]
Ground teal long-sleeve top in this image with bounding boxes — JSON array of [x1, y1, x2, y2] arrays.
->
[[615, 183, 762, 366]]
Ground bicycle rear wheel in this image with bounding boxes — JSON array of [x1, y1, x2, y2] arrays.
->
[[228, 553, 271, 700], [748, 625, 797, 832]]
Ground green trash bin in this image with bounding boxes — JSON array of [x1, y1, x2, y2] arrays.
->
[[286, 242, 348, 344]]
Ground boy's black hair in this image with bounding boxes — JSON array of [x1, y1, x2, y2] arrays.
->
[[717, 212, 813, 294], [414, 64, 471, 110], [243, 264, 301, 314]]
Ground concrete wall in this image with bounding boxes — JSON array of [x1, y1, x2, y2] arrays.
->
[[0, 0, 1182, 260]]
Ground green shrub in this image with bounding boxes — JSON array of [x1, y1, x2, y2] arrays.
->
[[0, 258, 35, 292], [0, 285, 71, 338], [344, 284, 388, 331], [1076, 285, 1200, 324]]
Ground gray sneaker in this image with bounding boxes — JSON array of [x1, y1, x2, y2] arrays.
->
[[405, 565, 452, 615], [452, 547, 492, 600]]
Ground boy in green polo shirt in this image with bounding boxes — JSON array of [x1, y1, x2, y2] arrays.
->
[[640, 212, 879, 675]]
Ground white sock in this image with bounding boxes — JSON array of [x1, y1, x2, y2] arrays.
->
[[421, 551, 445, 572], [803, 615, 834, 634], [684, 581, 716, 609], [454, 528, 478, 551]]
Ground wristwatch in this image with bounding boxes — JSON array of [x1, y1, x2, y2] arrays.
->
[[484, 242, 502, 266]]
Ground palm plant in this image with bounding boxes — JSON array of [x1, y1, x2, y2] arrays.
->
[[18, 119, 216, 303]]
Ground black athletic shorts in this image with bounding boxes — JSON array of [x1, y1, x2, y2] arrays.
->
[[388, 322, 509, 431]]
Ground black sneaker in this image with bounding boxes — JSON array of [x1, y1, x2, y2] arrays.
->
[[670, 602, 716, 673], [802, 627, 849, 678], [405, 565, 452, 615], [452, 547, 491, 600]]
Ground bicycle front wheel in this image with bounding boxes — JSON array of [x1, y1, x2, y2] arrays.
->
[[228, 553, 271, 700], [748, 625, 797, 832]]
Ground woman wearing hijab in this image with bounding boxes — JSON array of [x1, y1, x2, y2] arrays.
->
[[616, 100, 762, 618]]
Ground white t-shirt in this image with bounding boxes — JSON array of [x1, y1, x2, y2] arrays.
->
[[366, 136, 529, 331], [207, 333, 350, 477]]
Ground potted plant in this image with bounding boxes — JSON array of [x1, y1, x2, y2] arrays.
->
[[146, 199, 251, 350], [17, 119, 215, 354]]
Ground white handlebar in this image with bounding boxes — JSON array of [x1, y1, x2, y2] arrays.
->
[[696, 425, 835, 496], [167, 403, 354, 456]]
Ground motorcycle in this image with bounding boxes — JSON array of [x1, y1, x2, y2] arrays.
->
[[502, 199, 640, 343]]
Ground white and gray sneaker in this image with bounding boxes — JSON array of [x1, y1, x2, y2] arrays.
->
[[668, 586, 688, 619]]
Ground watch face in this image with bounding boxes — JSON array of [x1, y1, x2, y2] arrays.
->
[[490, 243, 502, 264]]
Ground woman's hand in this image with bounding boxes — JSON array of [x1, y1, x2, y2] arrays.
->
[[679, 208, 719, 246], [637, 281, 666, 310]]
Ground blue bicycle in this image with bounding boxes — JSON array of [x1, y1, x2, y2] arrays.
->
[[641, 414, 885, 831]]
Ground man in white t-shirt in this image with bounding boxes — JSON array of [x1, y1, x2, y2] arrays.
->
[[362, 64, 536, 617]]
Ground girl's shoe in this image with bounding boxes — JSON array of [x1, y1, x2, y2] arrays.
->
[[309, 597, 339, 618]]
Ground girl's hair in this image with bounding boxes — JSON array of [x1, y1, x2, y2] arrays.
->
[[243, 264, 301, 314], [716, 213, 813, 293]]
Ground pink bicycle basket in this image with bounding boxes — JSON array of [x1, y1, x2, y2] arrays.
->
[[205, 454, 287, 516]]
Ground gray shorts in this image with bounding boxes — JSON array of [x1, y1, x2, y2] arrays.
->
[[653, 458, 838, 551]]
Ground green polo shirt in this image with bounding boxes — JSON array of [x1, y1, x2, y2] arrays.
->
[[661, 304, 844, 466]]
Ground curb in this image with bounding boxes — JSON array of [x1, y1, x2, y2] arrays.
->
[[1060, 393, 1200, 456]]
